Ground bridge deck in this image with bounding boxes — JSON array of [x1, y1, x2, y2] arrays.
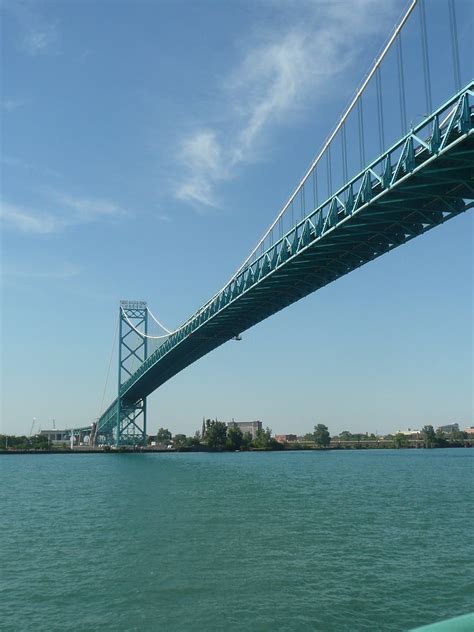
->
[[94, 83, 473, 437]]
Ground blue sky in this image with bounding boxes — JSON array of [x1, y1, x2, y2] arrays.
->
[[1, 0, 472, 437]]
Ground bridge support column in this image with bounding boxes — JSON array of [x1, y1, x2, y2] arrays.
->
[[116, 301, 148, 447], [116, 398, 147, 447]]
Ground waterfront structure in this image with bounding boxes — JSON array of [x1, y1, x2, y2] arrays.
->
[[66, 2, 474, 447], [437, 423, 460, 434], [39, 429, 87, 446], [397, 429, 421, 438], [39, 429, 70, 446], [227, 421, 262, 439], [464, 427, 474, 436], [275, 434, 298, 443]]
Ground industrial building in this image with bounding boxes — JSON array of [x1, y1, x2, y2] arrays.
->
[[227, 420, 262, 439]]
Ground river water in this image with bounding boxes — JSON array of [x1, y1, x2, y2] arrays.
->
[[1, 449, 472, 631]]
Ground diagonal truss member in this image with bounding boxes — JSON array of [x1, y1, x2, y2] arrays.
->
[[116, 300, 148, 446]]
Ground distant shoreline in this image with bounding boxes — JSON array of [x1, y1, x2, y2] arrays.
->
[[1, 444, 471, 455]]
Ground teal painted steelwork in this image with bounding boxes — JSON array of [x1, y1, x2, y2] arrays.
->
[[409, 613, 474, 631], [92, 82, 473, 438], [103, 301, 148, 447]]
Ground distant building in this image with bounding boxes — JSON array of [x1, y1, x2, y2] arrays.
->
[[397, 428, 421, 438], [227, 420, 262, 439], [437, 423, 459, 434], [39, 429, 70, 445], [39, 429, 89, 446], [275, 434, 298, 443], [464, 427, 474, 436]]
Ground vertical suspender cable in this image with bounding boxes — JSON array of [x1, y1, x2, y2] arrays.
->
[[215, 0, 417, 286], [448, 0, 461, 91], [301, 186, 305, 221], [396, 34, 407, 134], [326, 145, 332, 198], [312, 168, 317, 210], [357, 97, 365, 170], [98, 314, 119, 419], [314, 169, 319, 209], [341, 123, 348, 184], [375, 66, 385, 154], [419, 0, 432, 114]]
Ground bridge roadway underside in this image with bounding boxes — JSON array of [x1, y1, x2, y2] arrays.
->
[[121, 131, 473, 407]]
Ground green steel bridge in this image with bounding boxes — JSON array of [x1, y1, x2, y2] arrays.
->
[[71, 0, 473, 446]]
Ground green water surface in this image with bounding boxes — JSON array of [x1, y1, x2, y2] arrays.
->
[[1, 449, 472, 631]]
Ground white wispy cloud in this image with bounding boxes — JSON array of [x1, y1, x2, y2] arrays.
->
[[51, 192, 125, 221], [174, 0, 397, 209], [23, 24, 57, 54], [0, 193, 127, 235], [1, 263, 80, 280], [2, 155, 61, 178], [0, 98, 28, 112], [0, 202, 62, 234], [176, 131, 227, 208], [4, 0, 58, 56]]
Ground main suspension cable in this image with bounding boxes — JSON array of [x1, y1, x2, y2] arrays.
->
[[121, 307, 175, 340], [147, 306, 177, 335], [228, 0, 418, 274], [126, 0, 421, 337], [98, 313, 119, 419], [186, 0, 418, 318]]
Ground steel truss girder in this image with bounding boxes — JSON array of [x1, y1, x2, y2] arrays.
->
[[96, 82, 473, 412]]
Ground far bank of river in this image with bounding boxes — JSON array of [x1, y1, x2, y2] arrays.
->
[[1, 443, 471, 455]]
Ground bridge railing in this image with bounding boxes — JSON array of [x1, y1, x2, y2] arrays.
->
[[116, 82, 473, 401]]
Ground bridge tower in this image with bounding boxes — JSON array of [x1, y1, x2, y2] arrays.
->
[[116, 300, 148, 447]]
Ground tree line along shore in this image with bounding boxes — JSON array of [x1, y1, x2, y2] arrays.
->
[[1, 422, 472, 453]]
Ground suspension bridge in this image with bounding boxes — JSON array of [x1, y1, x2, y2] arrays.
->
[[69, 0, 473, 447]]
